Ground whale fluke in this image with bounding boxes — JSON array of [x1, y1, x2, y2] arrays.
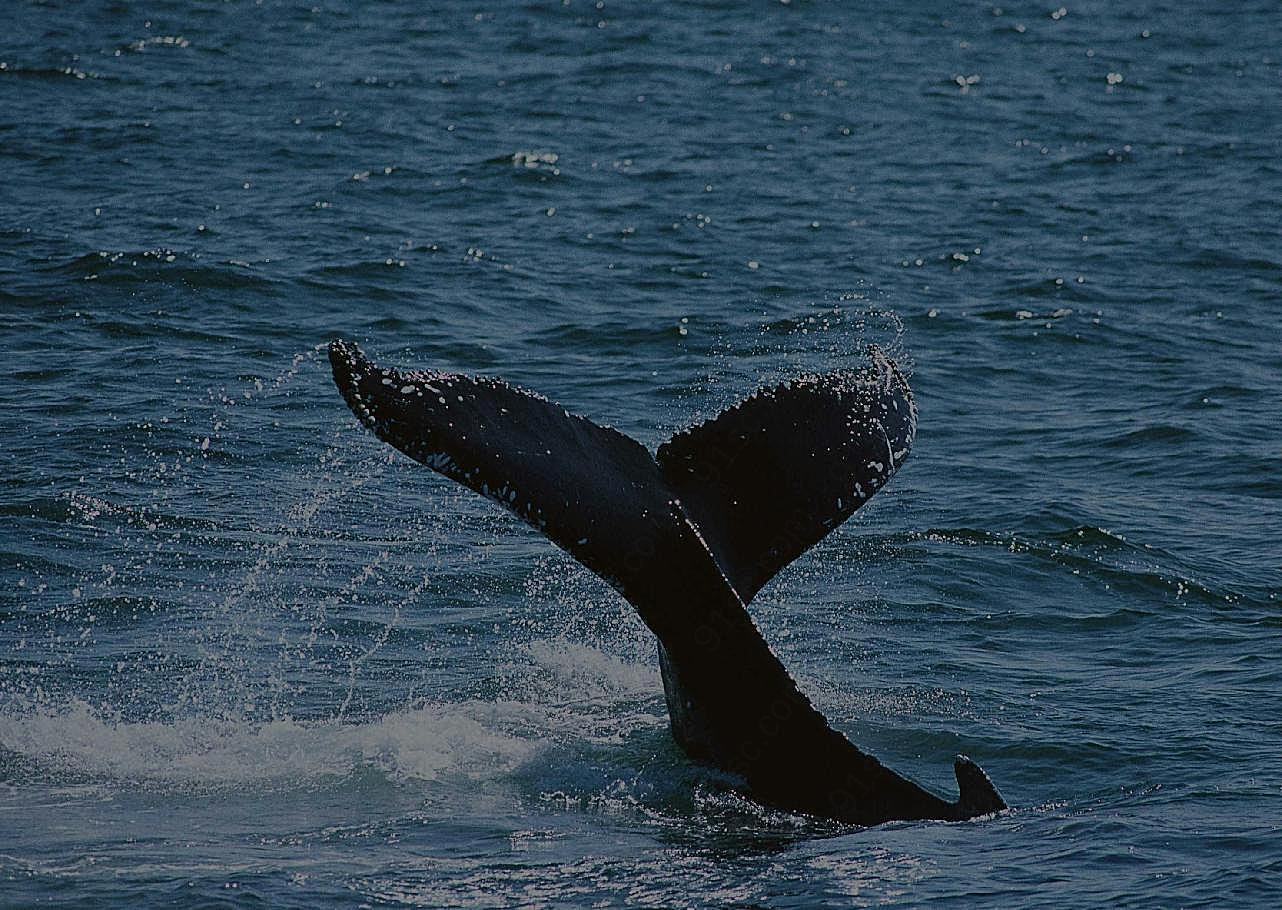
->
[[657, 347, 916, 605], [328, 339, 678, 604], [328, 338, 1006, 826]]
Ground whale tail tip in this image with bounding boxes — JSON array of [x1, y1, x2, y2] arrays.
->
[[954, 754, 1007, 818]]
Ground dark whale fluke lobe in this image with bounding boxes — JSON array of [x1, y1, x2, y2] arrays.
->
[[328, 338, 1006, 826]]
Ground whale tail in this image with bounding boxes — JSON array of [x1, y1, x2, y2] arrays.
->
[[328, 338, 1006, 826], [326, 338, 916, 612]]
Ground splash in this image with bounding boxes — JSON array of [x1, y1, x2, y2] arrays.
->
[[0, 696, 536, 791], [679, 300, 911, 437], [0, 638, 662, 794]]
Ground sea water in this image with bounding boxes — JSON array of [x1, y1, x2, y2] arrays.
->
[[2, 2, 1280, 907]]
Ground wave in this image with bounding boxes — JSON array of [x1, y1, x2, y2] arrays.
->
[[3, 492, 226, 533], [0, 698, 537, 791], [43, 250, 277, 292], [0, 62, 105, 82], [910, 525, 1235, 609], [0, 640, 661, 795]]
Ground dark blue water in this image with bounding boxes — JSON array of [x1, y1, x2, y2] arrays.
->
[[3, 1, 1280, 906]]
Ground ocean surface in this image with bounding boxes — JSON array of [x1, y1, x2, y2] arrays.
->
[[3, 1, 1280, 907]]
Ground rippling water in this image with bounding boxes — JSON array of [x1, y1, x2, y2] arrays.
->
[[3, 2, 1280, 907]]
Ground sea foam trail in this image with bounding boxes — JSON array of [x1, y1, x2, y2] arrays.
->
[[0, 641, 661, 792]]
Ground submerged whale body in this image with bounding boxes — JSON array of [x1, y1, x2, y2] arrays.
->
[[328, 339, 1006, 826]]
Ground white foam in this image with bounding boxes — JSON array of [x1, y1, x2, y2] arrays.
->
[[0, 698, 540, 790], [0, 641, 661, 793]]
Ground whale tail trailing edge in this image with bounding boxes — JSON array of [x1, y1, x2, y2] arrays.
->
[[328, 338, 1007, 825]]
